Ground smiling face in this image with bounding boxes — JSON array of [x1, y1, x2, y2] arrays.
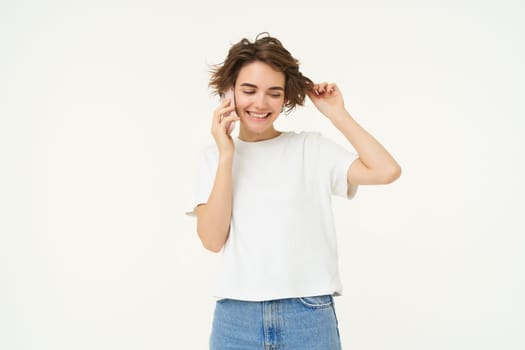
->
[[234, 61, 286, 142]]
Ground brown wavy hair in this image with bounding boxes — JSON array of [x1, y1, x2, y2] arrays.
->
[[209, 33, 313, 114]]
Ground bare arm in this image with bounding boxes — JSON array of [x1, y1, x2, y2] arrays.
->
[[332, 109, 401, 185], [196, 95, 239, 253], [308, 82, 401, 185], [196, 154, 234, 252]]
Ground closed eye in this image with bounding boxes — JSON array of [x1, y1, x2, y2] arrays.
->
[[242, 90, 282, 98]]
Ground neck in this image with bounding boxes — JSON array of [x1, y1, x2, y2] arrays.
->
[[238, 128, 281, 142]]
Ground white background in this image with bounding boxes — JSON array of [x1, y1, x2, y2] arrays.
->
[[1, 0, 524, 349]]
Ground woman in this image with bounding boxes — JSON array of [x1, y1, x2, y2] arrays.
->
[[187, 33, 401, 349]]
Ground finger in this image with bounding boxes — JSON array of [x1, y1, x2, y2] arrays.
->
[[307, 89, 318, 99], [212, 112, 239, 129], [220, 114, 240, 125], [217, 115, 240, 133], [317, 82, 328, 93], [213, 102, 228, 120], [214, 98, 234, 114], [221, 97, 233, 107], [223, 105, 237, 118], [327, 83, 337, 93], [311, 84, 321, 95], [214, 104, 236, 123]]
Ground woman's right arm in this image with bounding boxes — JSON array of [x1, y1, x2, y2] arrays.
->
[[196, 97, 239, 253], [196, 154, 234, 252]]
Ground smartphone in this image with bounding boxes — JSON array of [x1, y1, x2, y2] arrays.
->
[[220, 87, 237, 135]]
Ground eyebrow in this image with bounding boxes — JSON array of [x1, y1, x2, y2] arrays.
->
[[240, 83, 284, 91]]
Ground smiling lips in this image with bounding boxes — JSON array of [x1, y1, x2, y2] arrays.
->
[[247, 111, 271, 120]]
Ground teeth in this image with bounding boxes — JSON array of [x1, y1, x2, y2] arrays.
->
[[249, 112, 269, 119]]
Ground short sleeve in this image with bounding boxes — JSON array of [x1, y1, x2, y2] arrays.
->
[[317, 134, 360, 199], [185, 145, 218, 217]]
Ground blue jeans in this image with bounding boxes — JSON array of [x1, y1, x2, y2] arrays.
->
[[209, 295, 342, 349]]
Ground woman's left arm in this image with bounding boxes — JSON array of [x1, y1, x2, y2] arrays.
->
[[308, 82, 401, 185]]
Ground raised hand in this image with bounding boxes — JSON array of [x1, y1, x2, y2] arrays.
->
[[211, 97, 240, 155], [307, 82, 346, 120]]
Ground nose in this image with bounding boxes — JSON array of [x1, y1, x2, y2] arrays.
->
[[253, 93, 267, 110]]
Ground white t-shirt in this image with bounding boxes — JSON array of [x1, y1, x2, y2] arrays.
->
[[186, 131, 359, 301]]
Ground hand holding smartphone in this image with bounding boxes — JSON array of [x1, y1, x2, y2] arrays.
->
[[220, 87, 237, 135]]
